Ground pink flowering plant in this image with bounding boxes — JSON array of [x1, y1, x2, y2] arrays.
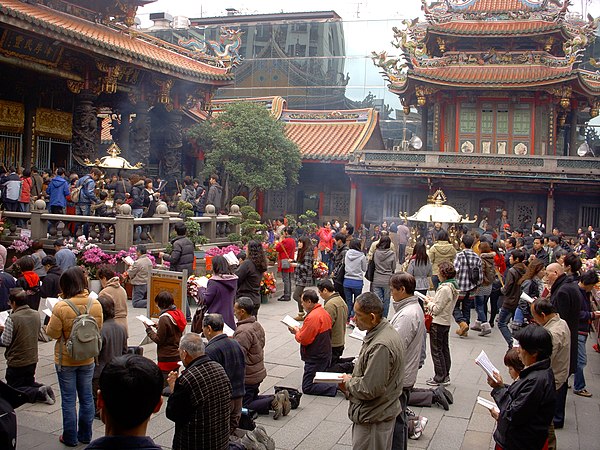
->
[[8, 235, 33, 254], [205, 244, 241, 257]]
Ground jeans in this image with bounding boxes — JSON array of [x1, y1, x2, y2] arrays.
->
[[5, 364, 43, 403], [132, 284, 147, 308], [398, 243, 407, 265], [3, 200, 18, 212], [373, 285, 391, 318], [429, 323, 450, 383], [512, 307, 524, 325], [344, 281, 363, 319], [76, 204, 92, 237], [474, 295, 489, 323], [392, 388, 410, 450], [554, 382, 568, 427], [281, 271, 292, 300], [302, 359, 337, 397], [431, 275, 440, 291], [497, 307, 514, 348], [452, 291, 472, 325], [244, 384, 274, 415], [321, 250, 333, 274], [56, 363, 95, 446], [132, 208, 144, 240], [293, 284, 306, 314], [489, 284, 501, 325], [574, 334, 588, 392], [18, 202, 30, 227]]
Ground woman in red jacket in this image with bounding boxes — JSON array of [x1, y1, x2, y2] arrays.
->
[[275, 227, 296, 302]]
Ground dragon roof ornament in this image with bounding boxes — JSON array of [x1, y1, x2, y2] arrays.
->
[[177, 27, 244, 70]]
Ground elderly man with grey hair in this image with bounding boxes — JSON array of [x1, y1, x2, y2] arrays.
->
[[338, 292, 405, 450], [166, 333, 232, 450]]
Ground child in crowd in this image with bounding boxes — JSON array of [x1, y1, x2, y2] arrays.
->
[[504, 347, 524, 381]]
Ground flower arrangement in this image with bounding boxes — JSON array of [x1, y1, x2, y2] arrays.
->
[[259, 272, 276, 295], [205, 244, 242, 257], [264, 243, 278, 263], [187, 275, 204, 300], [8, 235, 33, 254], [313, 260, 329, 279], [583, 255, 600, 274]]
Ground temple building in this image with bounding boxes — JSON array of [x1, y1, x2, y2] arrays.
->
[[0, 0, 236, 188], [353, 0, 600, 231]]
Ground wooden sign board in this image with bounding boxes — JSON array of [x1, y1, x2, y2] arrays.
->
[[147, 269, 187, 320]]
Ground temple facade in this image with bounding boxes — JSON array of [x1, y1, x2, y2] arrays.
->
[[349, 0, 600, 231]]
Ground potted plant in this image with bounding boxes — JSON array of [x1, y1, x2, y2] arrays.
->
[[259, 272, 276, 304]]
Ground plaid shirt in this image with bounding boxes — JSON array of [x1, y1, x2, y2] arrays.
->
[[294, 251, 314, 286], [167, 355, 232, 450], [453, 249, 483, 293]]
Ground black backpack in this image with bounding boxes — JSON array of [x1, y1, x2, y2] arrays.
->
[[464, 252, 481, 286]]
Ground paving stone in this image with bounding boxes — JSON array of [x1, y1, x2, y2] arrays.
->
[[295, 420, 349, 450], [460, 430, 494, 450], [428, 416, 469, 450]]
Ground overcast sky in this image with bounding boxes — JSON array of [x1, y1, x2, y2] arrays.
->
[[138, 0, 600, 24]]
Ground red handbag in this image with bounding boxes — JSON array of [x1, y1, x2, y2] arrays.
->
[[424, 312, 433, 332]]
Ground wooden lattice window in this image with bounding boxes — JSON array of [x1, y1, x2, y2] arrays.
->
[[513, 106, 531, 135], [459, 104, 476, 133]]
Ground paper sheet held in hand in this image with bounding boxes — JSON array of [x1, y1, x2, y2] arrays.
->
[[349, 327, 366, 341], [123, 256, 135, 266], [475, 350, 500, 379], [520, 292, 535, 304], [223, 323, 234, 337], [313, 372, 344, 383], [476, 396, 500, 414], [414, 291, 428, 302], [46, 298, 60, 310], [0, 311, 9, 327], [89, 291, 98, 300], [281, 315, 300, 328], [223, 251, 239, 266], [136, 315, 156, 327]]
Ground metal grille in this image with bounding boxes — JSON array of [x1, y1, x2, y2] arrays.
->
[[364, 153, 426, 162], [0, 132, 22, 168], [438, 155, 543, 166], [580, 205, 600, 229], [36, 137, 72, 169], [557, 159, 600, 170], [383, 192, 409, 218]]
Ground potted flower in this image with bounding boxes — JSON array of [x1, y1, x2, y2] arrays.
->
[[259, 272, 276, 304]]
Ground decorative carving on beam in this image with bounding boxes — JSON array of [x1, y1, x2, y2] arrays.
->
[[96, 61, 124, 94], [66, 80, 84, 94], [547, 86, 572, 109], [154, 78, 174, 108]]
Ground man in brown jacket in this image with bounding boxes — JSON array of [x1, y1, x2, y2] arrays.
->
[[318, 279, 348, 366], [98, 265, 128, 336], [233, 297, 290, 419], [126, 245, 153, 308]]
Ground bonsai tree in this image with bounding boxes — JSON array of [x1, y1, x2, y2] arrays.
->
[[228, 195, 266, 244], [175, 200, 209, 246]]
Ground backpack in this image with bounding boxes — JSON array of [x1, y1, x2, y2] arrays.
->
[[70, 176, 90, 203], [464, 252, 481, 287], [61, 297, 102, 363]]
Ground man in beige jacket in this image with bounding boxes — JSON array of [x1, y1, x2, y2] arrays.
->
[[126, 245, 153, 308], [530, 298, 570, 448], [318, 279, 348, 368]]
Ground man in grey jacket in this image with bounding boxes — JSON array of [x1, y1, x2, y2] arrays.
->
[[389, 273, 426, 450], [339, 293, 404, 450]]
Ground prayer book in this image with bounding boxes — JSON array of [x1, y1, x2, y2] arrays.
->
[[136, 315, 156, 327], [197, 276, 209, 289], [123, 256, 135, 266], [0, 311, 9, 327], [475, 350, 500, 379], [349, 327, 367, 341], [520, 292, 535, 304], [42, 309, 53, 318], [281, 315, 300, 328], [223, 323, 234, 337], [89, 291, 99, 300], [476, 396, 500, 414], [223, 251, 239, 266], [313, 372, 344, 383], [414, 291, 428, 302], [45, 297, 60, 310]]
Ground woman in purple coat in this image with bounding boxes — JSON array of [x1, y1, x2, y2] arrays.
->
[[204, 255, 238, 330]]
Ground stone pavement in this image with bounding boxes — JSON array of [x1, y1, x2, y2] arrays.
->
[[7, 285, 600, 450]]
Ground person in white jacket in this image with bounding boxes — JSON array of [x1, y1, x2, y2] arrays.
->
[[343, 239, 367, 325], [389, 273, 426, 449]]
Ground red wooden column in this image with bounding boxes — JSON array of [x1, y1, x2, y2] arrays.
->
[[318, 191, 325, 217], [256, 191, 264, 217]]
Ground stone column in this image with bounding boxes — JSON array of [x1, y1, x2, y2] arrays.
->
[[129, 101, 150, 166], [349, 182, 357, 225], [546, 188, 554, 232], [72, 90, 98, 163], [161, 110, 183, 192]]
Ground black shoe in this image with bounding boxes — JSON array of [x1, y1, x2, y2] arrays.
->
[[553, 422, 564, 429], [440, 386, 454, 405], [277, 297, 291, 302], [433, 387, 449, 410]]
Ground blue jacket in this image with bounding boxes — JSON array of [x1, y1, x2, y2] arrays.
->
[[76, 175, 98, 204], [46, 176, 70, 208]]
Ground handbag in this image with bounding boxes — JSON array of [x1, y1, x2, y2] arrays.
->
[[280, 241, 291, 269], [365, 258, 375, 282], [274, 386, 302, 409], [191, 297, 207, 334], [424, 311, 433, 332]]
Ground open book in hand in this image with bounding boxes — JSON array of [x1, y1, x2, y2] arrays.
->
[[475, 350, 500, 379], [313, 372, 344, 384], [0, 311, 9, 327], [349, 327, 367, 341], [223, 323, 234, 337], [520, 292, 535, 304], [281, 315, 300, 328], [477, 396, 500, 414], [136, 315, 156, 327]]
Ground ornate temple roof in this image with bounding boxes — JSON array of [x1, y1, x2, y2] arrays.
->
[[444, 0, 548, 13], [0, 0, 235, 83], [428, 20, 563, 36]]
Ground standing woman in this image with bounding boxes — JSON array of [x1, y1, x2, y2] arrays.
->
[[292, 236, 314, 322], [317, 222, 334, 274], [423, 261, 459, 387], [204, 255, 239, 330], [30, 240, 47, 279], [343, 239, 367, 326], [236, 240, 268, 318], [275, 227, 296, 302], [97, 265, 129, 336], [372, 235, 396, 318], [428, 230, 457, 290], [407, 242, 433, 298], [512, 259, 546, 330], [471, 241, 496, 336], [142, 178, 159, 218], [46, 266, 103, 447], [145, 291, 186, 389]]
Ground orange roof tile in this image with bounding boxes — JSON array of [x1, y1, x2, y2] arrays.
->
[[429, 20, 562, 36], [0, 0, 233, 82], [281, 109, 379, 161], [407, 64, 574, 88]]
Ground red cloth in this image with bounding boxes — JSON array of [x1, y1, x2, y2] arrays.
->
[[317, 227, 334, 251], [494, 253, 507, 275], [275, 238, 296, 273], [22, 271, 40, 288], [165, 309, 187, 332], [294, 303, 332, 346]]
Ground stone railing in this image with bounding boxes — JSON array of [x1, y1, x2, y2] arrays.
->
[[347, 150, 600, 183], [1, 201, 242, 251]]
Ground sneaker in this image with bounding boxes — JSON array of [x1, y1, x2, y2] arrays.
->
[[574, 389, 593, 398], [39, 385, 55, 405], [59, 435, 78, 447], [271, 393, 283, 419], [479, 322, 492, 337], [441, 377, 451, 386], [440, 386, 454, 404], [425, 378, 440, 386], [433, 387, 449, 410], [279, 390, 291, 416], [252, 425, 275, 450], [470, 321, 482, 332], [293, 313, 305, 322]]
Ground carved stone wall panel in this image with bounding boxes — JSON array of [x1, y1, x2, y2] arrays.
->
[[35, 108, 72, 139], [0, 100, 25, 132]]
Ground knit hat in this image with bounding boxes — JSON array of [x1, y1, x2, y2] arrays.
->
[[0, 244, 6, 270]]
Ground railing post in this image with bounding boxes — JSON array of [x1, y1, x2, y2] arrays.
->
[[205, 205, 217, 241], [229, 205, 242, 236], [114, 206, 134, 251], [155, 203, 171, 246], [30, 200, 47, 240]]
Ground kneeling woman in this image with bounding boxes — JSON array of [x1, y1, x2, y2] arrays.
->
[[487, 325, 556, 450]]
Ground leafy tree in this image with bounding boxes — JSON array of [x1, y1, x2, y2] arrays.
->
[[187, 102, 302, 201], [228, 195, 266, 244]]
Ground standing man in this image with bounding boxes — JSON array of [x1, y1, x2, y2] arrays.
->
[[331, 233, 349, 302], [76, 167, 102, 237], [547, 236, 560, 265], [453, 235, 483, 337], [46, 167, 70, 214], [339, 293, 404, 450], [288, 290, 338, 397], [206, 174, 223, 213], [1, 167, 21, 212], [166, 333, 232, 450], [317, 279, 348, 368], [202, 314, 246, 434], [498, 250, 527, 349], [126, 245, 153, 308], [530, 237, 549, 266], [53, 239, 76, 273], [389, 274, 425, 450], [530, 299, 570, 443], [396, 220, 410, 264]]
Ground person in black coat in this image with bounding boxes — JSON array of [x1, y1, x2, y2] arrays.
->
[[235, 240, 268, 318], [40, 256, 62, 299], [487, 325, 556, 450]]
